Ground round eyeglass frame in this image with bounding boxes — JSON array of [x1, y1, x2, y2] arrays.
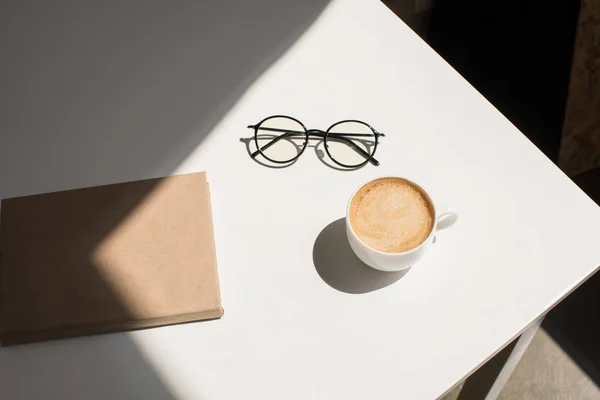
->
[[324, 119, 379, 169], [253, 115, 309, 164], [251, 115, 382, 168]]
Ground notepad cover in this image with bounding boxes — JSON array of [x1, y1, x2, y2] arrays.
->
[[0, 172, 223, 345]]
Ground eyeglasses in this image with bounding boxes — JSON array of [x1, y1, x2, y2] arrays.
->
[[247, 115, 385, 168]]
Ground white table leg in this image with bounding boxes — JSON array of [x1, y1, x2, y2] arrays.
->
[[483, 318, 543, 400], [455, 317, 544, 400]]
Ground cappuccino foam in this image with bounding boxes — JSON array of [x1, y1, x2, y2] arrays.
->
[[349, 178, 434, 253]]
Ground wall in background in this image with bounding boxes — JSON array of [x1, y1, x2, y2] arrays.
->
[[425, 1, 579, 164], [559, 0, 600, 177], [382, 0, 431, 38]]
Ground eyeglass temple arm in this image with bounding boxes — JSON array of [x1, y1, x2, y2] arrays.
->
[[247, 126, 381, 166], [249, 126, 385, 137], [248, 126, 299, 158], [324, 135, 380, 166]]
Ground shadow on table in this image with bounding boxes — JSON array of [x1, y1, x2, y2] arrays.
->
[[0, 0, 331, 199], [0, 0, 331, 397], [239, 137, 368, 171], [312, 218, 408, 294], [0, 334, 178, 400], [239, 136, 302, 169]]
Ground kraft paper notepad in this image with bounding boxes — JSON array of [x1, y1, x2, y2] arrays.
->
[[0, 172, 223, 345]]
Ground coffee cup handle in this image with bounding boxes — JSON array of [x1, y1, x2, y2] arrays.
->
[[436, 207, 458, 231]]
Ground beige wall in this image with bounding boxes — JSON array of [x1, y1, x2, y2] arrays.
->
[[559, 0, 600, 176]]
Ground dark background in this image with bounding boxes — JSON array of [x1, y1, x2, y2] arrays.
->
[[384, 0, 600, 391], [427, 1, 580, 163]]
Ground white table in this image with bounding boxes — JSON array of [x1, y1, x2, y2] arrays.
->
[[1, 0, 599, 399]]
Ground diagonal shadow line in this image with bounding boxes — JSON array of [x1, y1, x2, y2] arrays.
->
[[0, 0, 332, 198], [0, 0, 333, 398]]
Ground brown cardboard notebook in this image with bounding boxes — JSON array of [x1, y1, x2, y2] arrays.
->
[[0, 172, 223, 346]]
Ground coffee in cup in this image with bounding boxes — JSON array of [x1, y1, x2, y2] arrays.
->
[[349, 177, 434, 253], [346, 177, 457, 271]]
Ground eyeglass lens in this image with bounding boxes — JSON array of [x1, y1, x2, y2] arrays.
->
[[326, 121, 376, 168], [255, 116, 307, 163]]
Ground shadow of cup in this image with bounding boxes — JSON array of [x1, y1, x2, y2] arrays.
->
[[312, 218, 408, 294]]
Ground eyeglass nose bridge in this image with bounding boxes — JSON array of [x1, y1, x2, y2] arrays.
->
[[306, 128, 326, 137]]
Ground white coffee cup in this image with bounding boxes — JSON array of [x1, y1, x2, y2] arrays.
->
[[346, 177, 457, 272]]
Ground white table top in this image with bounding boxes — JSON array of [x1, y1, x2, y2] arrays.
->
[[1, 0, 600, 399]]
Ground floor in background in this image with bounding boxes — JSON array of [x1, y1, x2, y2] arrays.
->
[[498, 330, 599, 400], [442, 330, 600, 400]]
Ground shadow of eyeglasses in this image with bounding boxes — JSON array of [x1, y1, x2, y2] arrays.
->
[[239, 135, 377, 171]]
